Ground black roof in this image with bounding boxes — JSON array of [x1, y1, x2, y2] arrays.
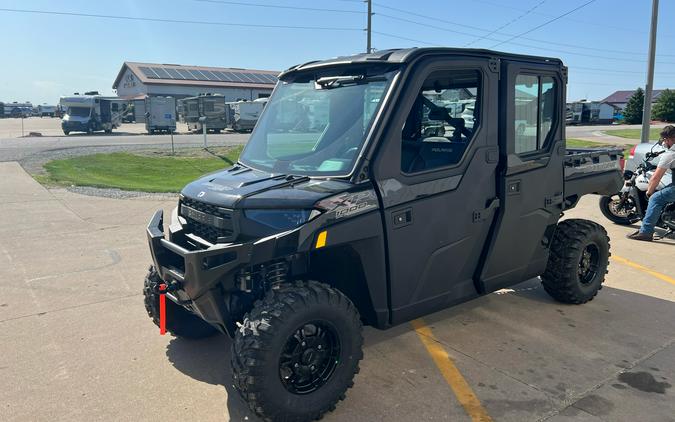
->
[[281, 47, 564, 77]]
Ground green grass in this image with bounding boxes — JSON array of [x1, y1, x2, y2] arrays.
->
[[41, 146, 243, 192], [603, 128, 661, 141], [567, 139, 630, 159], [39, 139, 631, 193]]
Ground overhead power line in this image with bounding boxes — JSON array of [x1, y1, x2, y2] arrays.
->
[[374, 12, 675, 62], [373, 4, 675, 58], [372, 30, 435, 46], [194, 0, 363, 14], [0, 7, 362, 31], [489, 0, 598, 48], [464, 0, 547, 47]]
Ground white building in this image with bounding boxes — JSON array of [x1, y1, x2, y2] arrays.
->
[[112, 61, 278, 102]]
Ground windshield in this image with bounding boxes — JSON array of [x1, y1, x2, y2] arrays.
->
[[67, 106, 92, 117], [239, 69, 396, 176]]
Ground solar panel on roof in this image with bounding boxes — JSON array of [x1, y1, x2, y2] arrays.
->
[[211, 71, 228, 82], [202, 70, 221, 81], [190, 69, 210, 80], [221, 72, 245, 83], [237, 73, 257, 83], [139, 66, 160, 79], [209, 70, 225, 82], [152, 67, 172, 79], [164, 68, 184, 79], [137, 64, 276, 84], [174, 69, 192, 80], [248, 73, 268, 83]]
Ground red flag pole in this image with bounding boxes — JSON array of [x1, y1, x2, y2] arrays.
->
[[159, 284, 167, 335]]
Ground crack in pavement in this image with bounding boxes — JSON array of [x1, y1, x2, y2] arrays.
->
[[0, 293, 142, 324]]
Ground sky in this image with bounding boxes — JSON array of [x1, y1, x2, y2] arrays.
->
[[1, 0, 674, 105]]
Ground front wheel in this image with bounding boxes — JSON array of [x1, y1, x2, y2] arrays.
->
[[599, 194, 640, 225], [542, 219, 610, 304], [232, 281, 363, 422]]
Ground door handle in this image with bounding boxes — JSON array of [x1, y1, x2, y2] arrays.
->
[[392, 208, 413, 228]]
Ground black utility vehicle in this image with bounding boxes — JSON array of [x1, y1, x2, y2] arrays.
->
[[144, 48, 623, 421]]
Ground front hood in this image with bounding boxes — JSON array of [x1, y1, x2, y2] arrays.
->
[[181, 165, 354, 209]]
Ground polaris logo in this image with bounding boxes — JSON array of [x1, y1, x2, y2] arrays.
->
[[198, 191, 206, 197]]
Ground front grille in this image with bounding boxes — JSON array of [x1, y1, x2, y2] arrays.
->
[[180, 197, 236, 243]]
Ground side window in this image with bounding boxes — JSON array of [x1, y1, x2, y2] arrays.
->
[[514, 74, 557, 154], [401, 69, 481, 173]]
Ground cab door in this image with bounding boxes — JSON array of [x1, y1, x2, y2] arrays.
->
[[372, 56, 499, 324], [477, 60, 565, 293]]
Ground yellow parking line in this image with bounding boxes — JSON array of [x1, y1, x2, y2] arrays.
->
[[411, 319, 493, 422], [611, 255, 675, 286]]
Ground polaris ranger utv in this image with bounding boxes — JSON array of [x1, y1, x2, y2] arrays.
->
[[144, 48, 623, 421]]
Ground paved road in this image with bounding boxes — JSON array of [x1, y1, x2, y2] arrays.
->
[[0, 162, 673, 421], [566, 123, 667, 145]]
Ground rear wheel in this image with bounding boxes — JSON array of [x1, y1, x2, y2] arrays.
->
[[143, 266, 218, 338], [232, 281, 363, 422], [63, 130, 70, 135], [599, 194, 639, 225], [541, 219, 610, 304]]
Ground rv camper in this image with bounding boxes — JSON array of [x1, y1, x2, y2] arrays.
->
[[145, 96, 176, 134], [59, 95, 127, 135], [227, 100, 264, 132], [567, 101, 615, 125], [37, 104, 57, 117], [180, 94, 228, 133]]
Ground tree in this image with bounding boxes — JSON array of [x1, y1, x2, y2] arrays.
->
[[652, 89, 675, 122], [623, 88, 644, 124]]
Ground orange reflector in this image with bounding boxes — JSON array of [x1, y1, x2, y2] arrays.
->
[[315, 231, 327, 249]]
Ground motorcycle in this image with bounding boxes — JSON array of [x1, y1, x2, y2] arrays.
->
[[599, 144, 674, 238]]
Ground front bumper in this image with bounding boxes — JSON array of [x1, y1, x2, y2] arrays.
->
[[62, 121, 89, 132], [146, 208, 309, 334]]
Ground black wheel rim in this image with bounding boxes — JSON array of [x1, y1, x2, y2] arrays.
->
[[279, 321, 341, 395], [607, 194, 637, 218], [578, 243, 600, 285]]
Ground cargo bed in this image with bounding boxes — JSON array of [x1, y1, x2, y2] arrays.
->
[[563, 147, 624, 209]]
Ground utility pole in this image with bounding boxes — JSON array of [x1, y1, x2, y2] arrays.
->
[[366, 0, 372, 53], [641, 0, 659, 143]]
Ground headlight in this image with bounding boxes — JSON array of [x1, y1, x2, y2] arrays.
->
[[244, 209, 312, 230]]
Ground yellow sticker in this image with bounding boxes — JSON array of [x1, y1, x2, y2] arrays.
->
[[315, 231, 327, 249]]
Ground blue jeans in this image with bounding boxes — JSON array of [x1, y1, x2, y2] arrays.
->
[[640, 184, 675, 234]]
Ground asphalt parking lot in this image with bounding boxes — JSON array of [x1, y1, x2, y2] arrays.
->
[[0, 160, 674, 421]]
